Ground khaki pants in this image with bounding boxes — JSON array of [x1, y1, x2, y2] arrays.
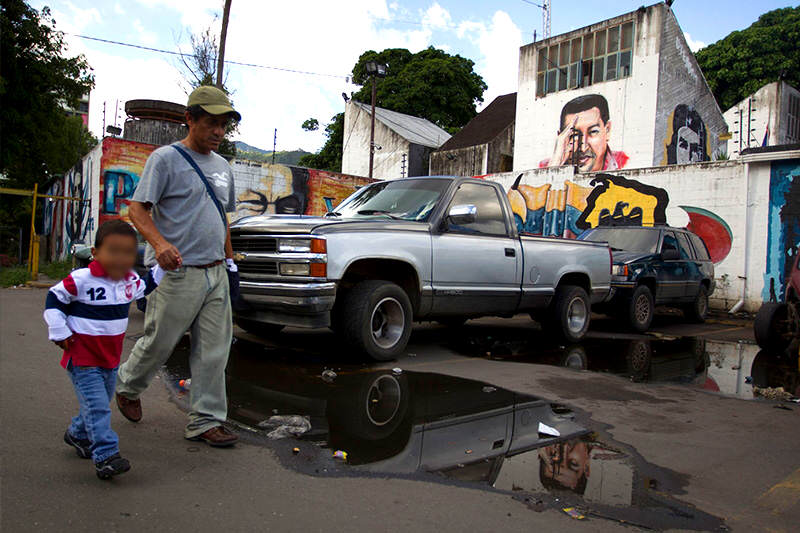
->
[[117, 264, 232, 438]]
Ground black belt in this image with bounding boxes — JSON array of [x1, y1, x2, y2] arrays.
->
[[187, 260, 224, 269]]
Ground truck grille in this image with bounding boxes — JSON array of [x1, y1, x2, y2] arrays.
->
[[231, 236, 278, 253], [239, 262, 279, 276]]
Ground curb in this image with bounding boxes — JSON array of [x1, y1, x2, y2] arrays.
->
[[25, 280, 56, 288]]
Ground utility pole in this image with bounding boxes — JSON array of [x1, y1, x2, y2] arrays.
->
[[272, 128, 277, 165], [217, 0, 232, 88], [365, 60, 387, 179]]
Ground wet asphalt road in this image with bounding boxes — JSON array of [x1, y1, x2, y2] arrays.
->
[[2, 287, 798, 532]]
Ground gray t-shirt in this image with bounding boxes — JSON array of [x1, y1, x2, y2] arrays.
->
[[133, 142, 236, 266]]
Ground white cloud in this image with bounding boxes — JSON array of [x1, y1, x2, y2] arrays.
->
[[684, 32, 706, 53], [132, 19, 158, 46], [421, 2, 451, 30], [114, 3, 125, 15]]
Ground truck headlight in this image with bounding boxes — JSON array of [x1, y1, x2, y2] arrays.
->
[[279, 263, 311, 276], [278, 238, 327, 253], [612, 264, 629, 277]]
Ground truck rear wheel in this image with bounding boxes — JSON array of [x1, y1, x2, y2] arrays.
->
[[627, 285, 654, 332], [754, 302, 791, 352], [341, 280, 412, 361], [550, 285, 591, 343], [684, 284, 709, 323]]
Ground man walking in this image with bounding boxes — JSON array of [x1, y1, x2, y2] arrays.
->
[[115, 86, 240, 447]]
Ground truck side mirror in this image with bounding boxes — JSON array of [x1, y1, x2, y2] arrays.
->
[[661, 248, 680, 261], [448, 204, 477, 226]]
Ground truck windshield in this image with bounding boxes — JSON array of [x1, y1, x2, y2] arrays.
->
[[333, 179, 450, 221], [578, 227, 660, 253]]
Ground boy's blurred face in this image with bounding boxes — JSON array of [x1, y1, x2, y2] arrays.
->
[[92, 234, 138, 280]]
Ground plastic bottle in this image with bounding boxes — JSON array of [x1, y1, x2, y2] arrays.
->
[[179, 378, 191, 390]]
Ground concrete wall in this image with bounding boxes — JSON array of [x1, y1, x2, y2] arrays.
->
[[342, 102, 414, 180], [482, 156, 800, 312], [429, 144, 488, 176], [653, 7, 728, 165], [123, 118, 186, 146], [487, 123, 515, 174], [724, 82, 800, 157]]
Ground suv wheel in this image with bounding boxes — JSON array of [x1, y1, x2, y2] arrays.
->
[[627, 285, 654, 332], [685, 285, 709, 323], [549, 285, 591, 343], [341, 280, 413, 361]]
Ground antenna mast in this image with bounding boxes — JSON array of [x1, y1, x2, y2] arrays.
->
[[542, 0, 551, 39]]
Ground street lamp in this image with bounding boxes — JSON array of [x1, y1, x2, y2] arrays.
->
[[365, 60, 387, 179]]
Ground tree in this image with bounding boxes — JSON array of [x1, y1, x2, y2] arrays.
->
[[301, 118, 319, 132], [301, 47, 486, 172], [178, 24, 238, 158], [0, 1, 95, 189], [695, 7, 800, 111]]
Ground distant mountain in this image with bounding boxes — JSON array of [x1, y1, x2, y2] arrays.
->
[[234, 141, 310, 166]]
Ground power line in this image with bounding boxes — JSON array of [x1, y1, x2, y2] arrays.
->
[[68, 33, 349, 79]]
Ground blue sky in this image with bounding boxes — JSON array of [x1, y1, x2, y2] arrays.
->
[[35, 0, 797, 152]]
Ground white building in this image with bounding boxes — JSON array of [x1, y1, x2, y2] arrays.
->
[[724, 81, 800, 158], [514, 3, 727, 173], [341, 100, 450, 179]]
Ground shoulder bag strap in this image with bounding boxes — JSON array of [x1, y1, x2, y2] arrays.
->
[[172, 144, 228, 228]]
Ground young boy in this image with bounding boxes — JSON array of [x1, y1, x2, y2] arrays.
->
[[44, 220, 145, 480]]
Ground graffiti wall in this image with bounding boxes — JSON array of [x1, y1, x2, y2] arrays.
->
[[488, 166, 733, 263], [43, 144, 101, 260], [763, 160, 800, 301], [231, 160, 373, 222], [98, 138, 156, 226]]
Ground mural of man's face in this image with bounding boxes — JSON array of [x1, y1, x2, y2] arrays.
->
[[237, 171, 303, 217], [562, 107, 611, 173], [676, 126, 703, 164], [539, 441, 591, 491]]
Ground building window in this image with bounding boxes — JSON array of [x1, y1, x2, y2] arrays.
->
[[788, 94, 800, 144], [536, 21, 635, 97]]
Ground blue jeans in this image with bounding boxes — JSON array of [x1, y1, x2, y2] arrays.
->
[[66, 362, 119, 463]]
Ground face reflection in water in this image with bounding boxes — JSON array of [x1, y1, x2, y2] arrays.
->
[[538, 440, 591, 493]]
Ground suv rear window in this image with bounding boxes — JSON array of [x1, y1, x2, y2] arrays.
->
[[687, 233, 711, 261], [578, 227, 659, 253]]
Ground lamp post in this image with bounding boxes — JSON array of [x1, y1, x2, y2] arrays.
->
[[365, 60, 387, 179]]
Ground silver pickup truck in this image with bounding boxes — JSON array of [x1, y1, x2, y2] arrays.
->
[[230, 176, 612, 360]]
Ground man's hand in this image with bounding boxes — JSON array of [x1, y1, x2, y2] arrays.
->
[[54, 336, 74, 350], [154, 241, 182, 270], [548, 115, 579, 167]]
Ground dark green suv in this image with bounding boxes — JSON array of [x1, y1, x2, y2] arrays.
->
[[578, 226, 715, 332]]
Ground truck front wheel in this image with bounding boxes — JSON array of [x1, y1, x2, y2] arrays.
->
[[550, 285, 591, 343], [627, 285, 654, 332], [341, 280, 413, 361]]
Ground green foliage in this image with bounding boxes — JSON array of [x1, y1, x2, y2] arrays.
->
[[0, 267, 30, 287], [301, 118, 319, 131], [40, 259, 73, 281], [303, 47, 486, 173], [298, 113, 344, 172], [352, 47, 487, 131], [0, 1, 95, 189], [238, 150, 311, 165], [695, 7, 800, 110]]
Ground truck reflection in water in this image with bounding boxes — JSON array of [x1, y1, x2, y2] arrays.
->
[[163, 337, 723, 530]]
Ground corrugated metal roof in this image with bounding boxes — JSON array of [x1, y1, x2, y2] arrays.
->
[[352, 101, 451, 148]]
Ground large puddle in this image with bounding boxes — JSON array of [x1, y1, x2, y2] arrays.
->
[[163, 336, 733, 530]]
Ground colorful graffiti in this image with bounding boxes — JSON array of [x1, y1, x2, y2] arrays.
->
[[680, 206, 732, 264], [43, 152, 97, 260], [538, 94, 629, 173], [98, 138, 155, 225], [505, 173, 731, 264], [763, 160, 800, 302], [232, 161, 373, 221], [662, 104, 710, 165]]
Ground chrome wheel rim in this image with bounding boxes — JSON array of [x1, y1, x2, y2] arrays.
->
[[629, 342, 649, 371], [371, 297, 405, 349], [365, 375, 402, 426], [566, 296, 588, 334], [635, 294, 651, 324]]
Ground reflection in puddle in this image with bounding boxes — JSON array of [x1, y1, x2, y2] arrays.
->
[[164, 337, 724, 530], [454, 332, 800, 399]]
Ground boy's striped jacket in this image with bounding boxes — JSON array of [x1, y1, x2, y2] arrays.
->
[[44, 261, 145, 369]]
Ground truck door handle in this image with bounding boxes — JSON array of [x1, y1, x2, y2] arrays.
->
[[505, 248, 515, 257]]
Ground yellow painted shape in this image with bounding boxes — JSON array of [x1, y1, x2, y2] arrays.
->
[[756, 468, 800, 515], [582, 181, 659, 228]]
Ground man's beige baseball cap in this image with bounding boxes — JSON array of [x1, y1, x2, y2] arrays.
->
[[187, 86, 241, 121]]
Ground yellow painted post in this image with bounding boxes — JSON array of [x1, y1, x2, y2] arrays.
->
[[31, 237, 40, 280], [27, 183, 38, 274]]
